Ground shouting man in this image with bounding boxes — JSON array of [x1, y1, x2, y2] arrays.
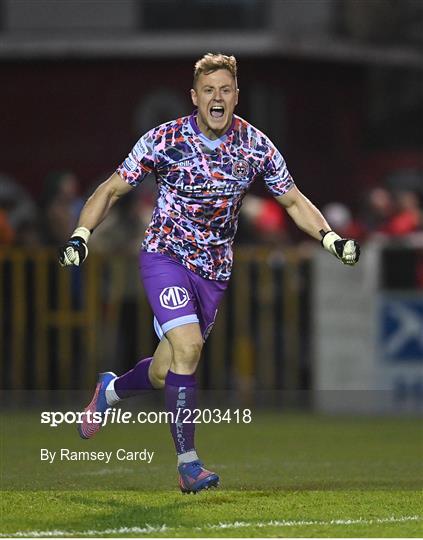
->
[[59, 53, 360, 494]]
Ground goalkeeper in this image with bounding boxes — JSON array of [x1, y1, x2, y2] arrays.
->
[[58, 53, 360, 494]]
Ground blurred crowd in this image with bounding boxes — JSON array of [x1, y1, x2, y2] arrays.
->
[[0, 168, 422, 252], [0, 171, 154, 254]]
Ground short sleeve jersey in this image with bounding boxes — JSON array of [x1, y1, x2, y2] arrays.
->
[[116, 112, 294, 281]]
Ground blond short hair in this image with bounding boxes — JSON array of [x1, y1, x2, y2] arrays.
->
[[193, 53, 238, 88]]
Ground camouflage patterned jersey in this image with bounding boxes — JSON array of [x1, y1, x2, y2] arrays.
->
[[116, 111, 294, 281]]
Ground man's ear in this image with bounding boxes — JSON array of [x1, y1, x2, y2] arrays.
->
[[235, 88, 239, 106], [190, 88, 197, 106]]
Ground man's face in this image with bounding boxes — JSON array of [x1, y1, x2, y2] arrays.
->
[[191, 69, 239, 139]]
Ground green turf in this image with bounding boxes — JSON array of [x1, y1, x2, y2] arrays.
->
[[1, 410, 422, 537]]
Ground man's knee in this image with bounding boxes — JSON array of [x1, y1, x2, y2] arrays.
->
[[172, 340, 203, 373], [166, 323, 203, 374], [148, 362, 166, 389], [173, 337, 203, 363]]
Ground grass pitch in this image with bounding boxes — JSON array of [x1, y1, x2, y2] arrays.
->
[[1, 410, 422, 537]]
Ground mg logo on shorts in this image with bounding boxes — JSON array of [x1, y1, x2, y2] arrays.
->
[[159, 286, 190, 310]]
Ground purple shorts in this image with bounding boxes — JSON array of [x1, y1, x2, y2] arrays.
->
[[139, 251, 228, 341]]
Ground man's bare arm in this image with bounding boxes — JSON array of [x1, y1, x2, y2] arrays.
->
[[58, 172, 133, 266], [276, 185, 360, 265], [275, 185, 330, 240], [77, 172, 134, 232]]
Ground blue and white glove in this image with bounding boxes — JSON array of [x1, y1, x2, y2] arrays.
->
[[321, 230, 360, 266], [58, 227, 91, 266]]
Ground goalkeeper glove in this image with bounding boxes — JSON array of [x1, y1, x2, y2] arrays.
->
[[58, 227, 91, 266], [320, 230, 360, 266]]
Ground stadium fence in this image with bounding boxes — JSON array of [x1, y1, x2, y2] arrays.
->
[[0, 247, 310, 401]]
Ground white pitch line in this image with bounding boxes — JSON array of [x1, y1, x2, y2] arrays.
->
[[198, 515, 422, 530], [0, 524, 169, 538], [1, 515, 420, 537]]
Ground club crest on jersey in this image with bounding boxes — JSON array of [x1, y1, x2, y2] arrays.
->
[[232, 159, 249, 179], [159, 286, 190, 310]]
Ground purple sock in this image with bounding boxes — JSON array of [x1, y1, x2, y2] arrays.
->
[[114, 357, 154, 398], [165, 370, 197, 455]]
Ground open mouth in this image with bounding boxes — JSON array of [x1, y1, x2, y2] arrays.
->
[[210, 106, 224, 119]]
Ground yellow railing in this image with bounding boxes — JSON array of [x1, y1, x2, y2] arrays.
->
[[0, 247, 304, 393]]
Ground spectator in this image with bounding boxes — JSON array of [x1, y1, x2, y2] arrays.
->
[[361, 186, 395, 236], [0, 173, 40, 245], [239, 194, 288, 244], [322, 202, 365, 241], [40, 171, 84, 245], [382, 189, 422, 237]]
